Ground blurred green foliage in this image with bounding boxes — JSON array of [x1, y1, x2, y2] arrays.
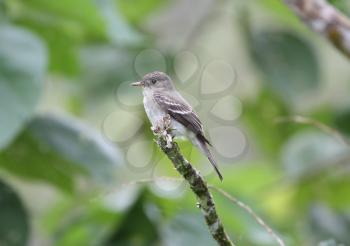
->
[[0, 180, 28, 246], [0, 0, 350, 245], [327, 0, 350, 15], [250, 31, 320, 104], [0, 24, 46, 150]]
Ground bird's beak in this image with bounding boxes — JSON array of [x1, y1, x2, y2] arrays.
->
[[131, 81, 144, 87]]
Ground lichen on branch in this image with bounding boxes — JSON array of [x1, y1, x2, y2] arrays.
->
[[285, 0, 350, 58], [153, 115, 234, 246]]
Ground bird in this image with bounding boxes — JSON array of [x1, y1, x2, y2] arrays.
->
[[131, 71, 223, 181]]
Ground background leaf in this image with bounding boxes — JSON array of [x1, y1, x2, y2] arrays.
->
[[27, 114, 122, 182], [117, 0, 168, 25], [0, 24, 47, 150], [0, 114, 122, 192], [106, 191, 160, 246], [7, 0, 104, 75], [281, 130, 348, 178], [327, 0, 350, 16], [162, 213, 216, 246], [309, 204, 350, 244], [97, 0, 143, 46], [334, 108, 350, 137], [249, 31, 320, 104], [0, 131, 79, 193], [0, 180, 29, 246], [243, 90, 291, 157]]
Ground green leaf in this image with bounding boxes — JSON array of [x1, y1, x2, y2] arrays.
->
[[12, 0, 106, 39], [0, 24, 47, 150], [294, 172, 350, 210], [28, 114, 122, 182], [8, 0, 143, 74], [98, 0, 143, 46], [0, 131, 79, 193], [318, 239, 346, 246], [334, 108, 350, 137], [282, 130, 347, 178], [0, 180, 29, 246], [106, 191, 160, 246], [0, 114, 122, 192], [327, 0, 350, 16], [0, 2, 6, 21], [117, 0, 168, 24], [162, 213, 216, 246], [250, 31, 320, 104], [309, 204, 350, 243], [45, 199, 119, 246], [18, 23, 80, 75], [7, 0, 106, 75], [243, 90, 291, 157], [79, 46, 138, 97], [257, 0, 302, 27]]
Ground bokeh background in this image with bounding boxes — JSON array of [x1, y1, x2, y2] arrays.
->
[[1, 0, 350, 245]]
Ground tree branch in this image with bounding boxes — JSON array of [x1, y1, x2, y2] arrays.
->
[[153, 115, 234, 246], [284, 0, 350, 58]]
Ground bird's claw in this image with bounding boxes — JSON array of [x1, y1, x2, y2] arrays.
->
[[151, 125, 161, 134], [152, 115, 173, 148]]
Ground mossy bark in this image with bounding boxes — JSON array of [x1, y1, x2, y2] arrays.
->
[[156, 135, 234, 246]]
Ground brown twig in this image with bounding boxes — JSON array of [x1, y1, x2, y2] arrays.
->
[[275, 115, 350, 146], [209, 186, 286, 246], [284, 0, 350, 58]]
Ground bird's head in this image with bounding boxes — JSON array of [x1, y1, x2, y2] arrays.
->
[[131, 71, 174, 91]]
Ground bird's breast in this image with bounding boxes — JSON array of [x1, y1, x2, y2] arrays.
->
[[142, 91, 188, 138], [143, 92, 166, 127]]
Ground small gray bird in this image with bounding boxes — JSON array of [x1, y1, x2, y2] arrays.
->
[[131, 71, 223, 181]]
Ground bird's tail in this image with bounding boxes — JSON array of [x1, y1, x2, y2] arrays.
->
[[196, 137, 223, 181]]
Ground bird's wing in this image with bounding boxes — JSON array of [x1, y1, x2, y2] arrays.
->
[[153, 92, 203, 135], [153, 92, 221, 180], [153, 92, 220, 179]]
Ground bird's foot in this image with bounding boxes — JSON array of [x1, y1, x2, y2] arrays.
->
[[162, 114, 171, 129], [151, 125, 161, 133], [152, 115, 173, 148]]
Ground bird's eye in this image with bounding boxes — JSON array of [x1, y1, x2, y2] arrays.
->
[[151, 79, 157, 84]]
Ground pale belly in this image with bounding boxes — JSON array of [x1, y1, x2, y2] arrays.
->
[[143, 92, 189, 138]]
